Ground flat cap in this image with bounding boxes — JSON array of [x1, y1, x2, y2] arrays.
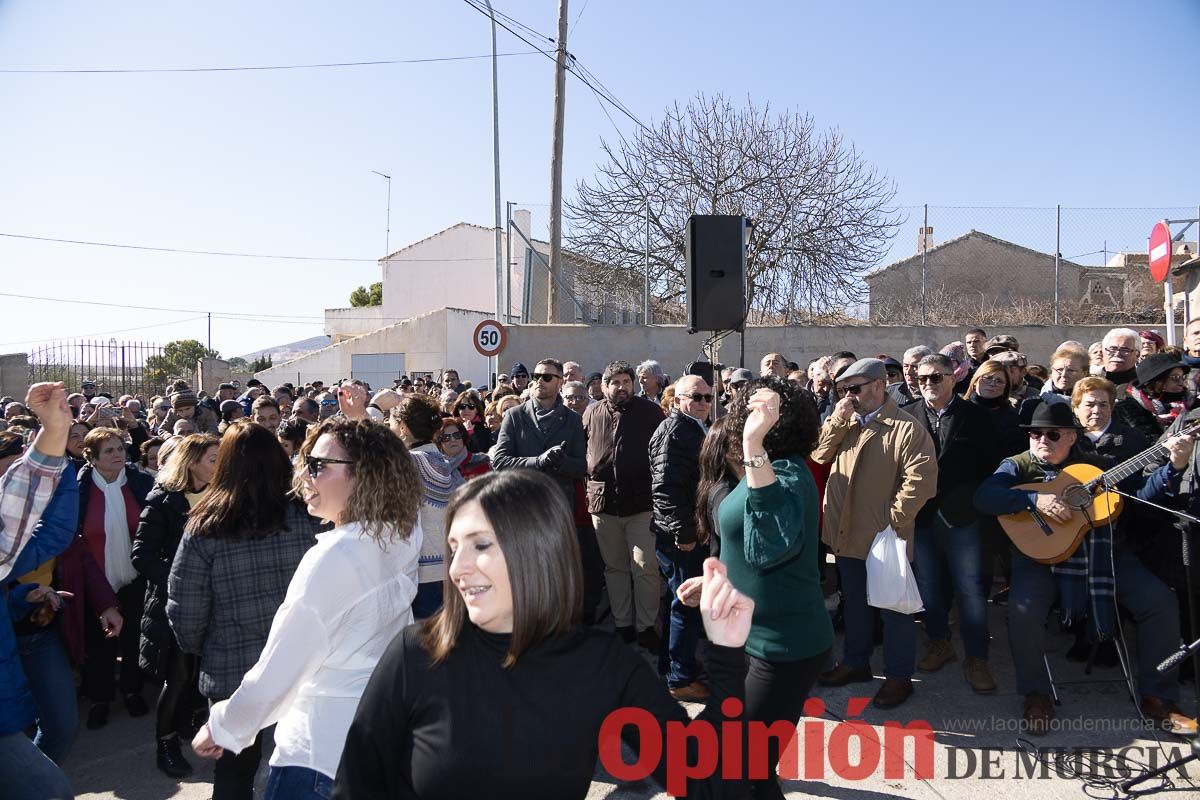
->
[[836, 358, 887, 384]]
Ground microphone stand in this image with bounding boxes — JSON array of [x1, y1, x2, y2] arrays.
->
[[1104, 484, 1200, 792]]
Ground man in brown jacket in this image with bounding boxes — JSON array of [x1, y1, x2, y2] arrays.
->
[[811, 358, 937, 709]]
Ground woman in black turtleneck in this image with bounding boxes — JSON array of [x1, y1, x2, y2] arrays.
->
[[966, 361, 1025, 458], [332, 469, 755, 800]]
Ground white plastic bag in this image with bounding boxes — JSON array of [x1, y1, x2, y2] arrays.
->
[[865, 525, 924, 614]]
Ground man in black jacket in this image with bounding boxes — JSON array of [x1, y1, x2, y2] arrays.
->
[[649, 374, 711, 701], [491, 358, 586, 505], [582, 361, 665, 648], [902, 354, 1000, 694]]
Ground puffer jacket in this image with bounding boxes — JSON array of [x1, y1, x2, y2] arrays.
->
[[131, 486, 191, 678], [1, 467, 78, 735], [648, 411, 706, 548]]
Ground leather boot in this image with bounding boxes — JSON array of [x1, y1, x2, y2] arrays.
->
[[156, 735, 194, 779]]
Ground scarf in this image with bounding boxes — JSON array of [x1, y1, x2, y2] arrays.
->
[[92, 468, 138, 591], [444, 447, 489, 474], [1024, 451, 1117, 640], [1127, 385, 1186, 428]]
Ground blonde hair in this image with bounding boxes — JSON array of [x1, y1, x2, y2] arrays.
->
[[966, 360, 1011, 399], [156, 434, 220, 493]]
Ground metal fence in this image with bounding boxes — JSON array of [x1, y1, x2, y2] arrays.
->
[[27, 339, 190, 399]]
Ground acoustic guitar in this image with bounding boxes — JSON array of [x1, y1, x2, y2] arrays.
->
[[999, 423, 1200, 564]]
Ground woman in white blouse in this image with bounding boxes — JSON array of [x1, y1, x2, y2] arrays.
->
[[190, 417, 424, 800]]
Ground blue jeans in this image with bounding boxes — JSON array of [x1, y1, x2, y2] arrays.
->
[[0, 731, 74, 800], [1009, 546, 1182, 699], [836, 555, 917, 679], [265, 765, 333, 800], [16, 629, 78, 765], [655, 544, 706, 687], [914, 517, 989, 659]]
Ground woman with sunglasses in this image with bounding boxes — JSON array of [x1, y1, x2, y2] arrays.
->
[[191, 418, 423, 800], [332, 469, 754, 800], [452, 390, 491, 454], [390, 395, 464, 619], [436, 417, 491, 481], [167, 422, 324, 800]]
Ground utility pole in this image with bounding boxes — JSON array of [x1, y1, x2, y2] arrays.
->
[[207, 312, 211, 351], [371, 171, 392, 256], [546, 0, 569, 324], [484, 0, 503, 382]]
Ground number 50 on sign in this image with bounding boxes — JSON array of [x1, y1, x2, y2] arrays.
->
[[473, 319, 507, 357]]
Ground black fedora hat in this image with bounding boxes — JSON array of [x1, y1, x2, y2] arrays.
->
[[1135, 353, 1188, 387], [1019, 400, 1079, 430]]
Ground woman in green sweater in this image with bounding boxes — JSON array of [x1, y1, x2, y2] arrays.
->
[[682, 376, 832, 800]]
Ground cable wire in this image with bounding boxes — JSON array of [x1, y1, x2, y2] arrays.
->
[[0, 52, 540, 74], [0, 232, 376, 262]]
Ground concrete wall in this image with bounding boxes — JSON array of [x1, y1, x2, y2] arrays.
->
[[501, 324, 1163, 378], [254, 308, 493, 389], [324, 306, 391, 342], [0, 353, 30, 400]]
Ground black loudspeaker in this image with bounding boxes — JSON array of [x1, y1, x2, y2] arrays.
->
[[685, 360, 714, 386], [686, 215, 746, 333]]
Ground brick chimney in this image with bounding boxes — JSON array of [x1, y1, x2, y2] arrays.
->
[[917, 226, 934, 254]]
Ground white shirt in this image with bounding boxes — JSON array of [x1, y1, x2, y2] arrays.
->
[[207, 519, 423, 778]]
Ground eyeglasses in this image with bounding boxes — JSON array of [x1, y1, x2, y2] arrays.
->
[[979, 375, 1006, 386], [532, 373, 561, 382], [917, 373, 947, 385], [1028, 430, 1063, 442], [836, 382, 868, 396], [564, 394, 587, 401], [1104, 347, 1135, 357], [304, 455, 353, 479], [320, 399, 338, 407], [1051, 366, 1082, 376], [440, 431, 464, 441], [683, 393, 714, 403]]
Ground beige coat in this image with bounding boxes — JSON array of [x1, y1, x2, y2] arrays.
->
[[811, 395, 937, 561]]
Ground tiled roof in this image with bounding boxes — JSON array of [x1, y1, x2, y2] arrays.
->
[[864, 229, 1084, 281]]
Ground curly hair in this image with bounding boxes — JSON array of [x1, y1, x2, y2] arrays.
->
[[296, 417, 421, 546], [724, 375, 820, 462], [390, 394, 444, 444]]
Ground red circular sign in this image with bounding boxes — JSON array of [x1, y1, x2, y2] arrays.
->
[[1149, 220, 1172, 283], [472, 319, 507, 357]]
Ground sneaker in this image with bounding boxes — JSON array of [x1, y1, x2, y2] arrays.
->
[[963, 657, 997, 694], [156, 735, 194, 779], [86, 702, 109, 730], [1023, 693, 1054, 736], [918, 639, 957, 672], [668, 681, 711, 702]]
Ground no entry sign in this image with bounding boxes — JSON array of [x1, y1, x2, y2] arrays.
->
[[473, 319, 507, 357], [1149, 220, 1172, 283]]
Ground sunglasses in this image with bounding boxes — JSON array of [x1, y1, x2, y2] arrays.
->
[[1028, 430, 1063, 442], [304, 455, 353, 479], [459, 403, 477, 410], [564, 394, 587, 401], [837, 382, 868, 396], [440, 431, 464, 441], [683, 393, 714, 403], [917, 373, 947, 385], [532, 373, 560, 383]]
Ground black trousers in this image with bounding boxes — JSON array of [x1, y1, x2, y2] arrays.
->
[[211, 713, 270, 800], [743, 649, 830, 800], [575, 523, 605, 624], [156, 640, 203, 739], [83, 580, 145, 704]]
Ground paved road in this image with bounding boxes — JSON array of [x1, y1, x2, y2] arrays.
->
[[66, 604, 1198, 799]]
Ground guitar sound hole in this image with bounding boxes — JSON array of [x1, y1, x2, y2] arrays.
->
[[1062, 484, 1093, 511]]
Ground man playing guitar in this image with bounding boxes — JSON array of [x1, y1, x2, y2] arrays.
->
[[974, 401, 1197, 735]]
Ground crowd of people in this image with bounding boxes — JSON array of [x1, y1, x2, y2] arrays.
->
[[2, 323, 1200, 799]]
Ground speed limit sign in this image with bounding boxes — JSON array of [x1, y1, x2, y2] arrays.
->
[[473, 319, 507, 357]]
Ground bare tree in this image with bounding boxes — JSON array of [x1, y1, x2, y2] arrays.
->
[[566, 93, 901, 322]]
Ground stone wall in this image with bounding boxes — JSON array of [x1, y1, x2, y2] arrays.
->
[[0, 353, 30, 400]]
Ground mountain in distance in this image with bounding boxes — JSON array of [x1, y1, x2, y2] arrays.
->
[[238, 335, 330, 365]]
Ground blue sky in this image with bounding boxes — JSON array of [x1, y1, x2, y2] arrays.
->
[[1, 0, 1197, 355]]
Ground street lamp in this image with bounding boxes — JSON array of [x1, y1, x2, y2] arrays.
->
[[371, 170, 392, 257]]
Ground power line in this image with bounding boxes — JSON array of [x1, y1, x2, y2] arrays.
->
[[0, 315, 209, 347], [572, 0, 592, 30], [0, 232, 376, 262], [0, 51, 540, 74]]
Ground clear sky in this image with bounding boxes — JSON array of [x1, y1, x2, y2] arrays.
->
[[1, 0, 1197, 356]]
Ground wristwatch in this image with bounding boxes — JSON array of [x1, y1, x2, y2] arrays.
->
[[742, 453, 768, 468]]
